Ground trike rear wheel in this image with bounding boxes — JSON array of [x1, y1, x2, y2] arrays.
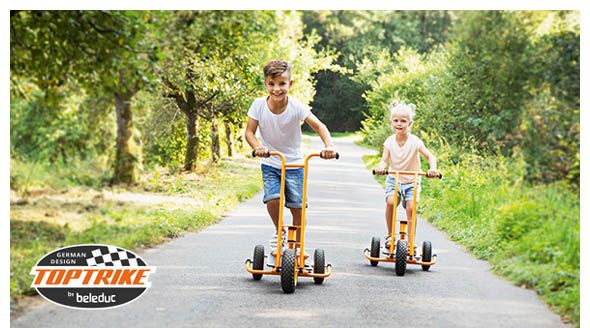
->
[[370, 236, 380, 266], [313, 248, 325, 284], [252, 245, 265, 280], [421, 241, 432, 271]]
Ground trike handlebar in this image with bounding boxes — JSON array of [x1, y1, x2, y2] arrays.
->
[[372, 169, 442, 179], [252, 150, 339, 160]]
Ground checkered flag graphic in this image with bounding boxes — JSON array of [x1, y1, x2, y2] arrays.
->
[[86, 246, 140, 267]]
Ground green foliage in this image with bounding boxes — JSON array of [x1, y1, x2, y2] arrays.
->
[[516, 27, 579, 184], [10, 84, 114, 163], [419, 11, 532, 149], [301, 10, 455, 131], [359, 47, 444, 148]]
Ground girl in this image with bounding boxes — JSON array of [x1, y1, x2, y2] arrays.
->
[[374, 100, 438, 249]]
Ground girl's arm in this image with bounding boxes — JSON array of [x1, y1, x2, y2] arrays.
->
[[419, 145, 438, 177], [375, 147, 391, 175]]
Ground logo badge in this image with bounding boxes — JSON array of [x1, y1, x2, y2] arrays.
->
[[30, 244, 156, 309]]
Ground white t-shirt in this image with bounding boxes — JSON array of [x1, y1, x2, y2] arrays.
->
[[383, 133, 425, 183], [247, 96, 312, 169]]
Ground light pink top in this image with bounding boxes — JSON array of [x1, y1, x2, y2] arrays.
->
[[383, 133, 425, 183]]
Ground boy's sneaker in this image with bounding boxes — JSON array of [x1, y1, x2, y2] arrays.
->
[[269, 230, 286, 252], [296, 249, 311, 269], [267, 252, 276, 267]]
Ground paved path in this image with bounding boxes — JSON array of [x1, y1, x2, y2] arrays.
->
[[12, 136, 567, 328]]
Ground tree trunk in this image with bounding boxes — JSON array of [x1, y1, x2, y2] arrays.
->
[[210, 117, 220, 163], [224, 120, 233, 157], [113, 91, 136, 184], [113, 70, 139, 184], [184, 111, 199, 171]]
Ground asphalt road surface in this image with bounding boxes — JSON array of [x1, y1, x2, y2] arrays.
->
[[12, 136, 567, 328]]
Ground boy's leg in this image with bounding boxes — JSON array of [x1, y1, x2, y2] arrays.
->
[[261, 165, 285, 263], [266, 198, 280, 230], [284, 168, 305, 249], [290, 208, 302, 246]]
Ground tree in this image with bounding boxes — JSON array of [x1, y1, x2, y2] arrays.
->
[[10, 10, 170, 183], [159, 10, 277, 168]]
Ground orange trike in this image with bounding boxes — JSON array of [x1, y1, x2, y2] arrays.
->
[[364, 169, 442, 276], [245, 150, 339, 293]]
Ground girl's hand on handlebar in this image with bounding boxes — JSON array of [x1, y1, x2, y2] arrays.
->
[[254, 146, 270, 158], [374, 166, 387, 175]]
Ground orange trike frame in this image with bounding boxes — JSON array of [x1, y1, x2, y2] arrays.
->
[[363, 170, 438, 267], [245, 151, 333, 279]]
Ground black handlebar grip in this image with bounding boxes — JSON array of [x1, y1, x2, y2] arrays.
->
[[372, 170, 389, 175]]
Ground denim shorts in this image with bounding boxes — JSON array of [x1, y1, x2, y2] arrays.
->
[[261, 164, 305, 208], [385, 175, 421, 208]]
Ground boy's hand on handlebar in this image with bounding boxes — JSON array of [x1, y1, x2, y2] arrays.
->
[[254, 146, 270, 158], [320, 146, 336, 160], [426, 170, 438, 178]]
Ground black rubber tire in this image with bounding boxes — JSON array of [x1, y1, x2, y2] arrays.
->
[[252, 245, 265, 280], [395, 239, 408, 276], [313, 248, 325, 284], [370, 236, 380, 266], [281, 248, 297, 293], [422, 241, 432, 271]]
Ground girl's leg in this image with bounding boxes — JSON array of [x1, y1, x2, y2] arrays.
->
[[385, 195, 397, 236]]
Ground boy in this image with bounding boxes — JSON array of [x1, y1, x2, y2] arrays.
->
[[245, 59, 336, 266]]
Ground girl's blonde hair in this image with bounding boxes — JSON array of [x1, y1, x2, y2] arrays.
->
[[389, 99, 417, 121]]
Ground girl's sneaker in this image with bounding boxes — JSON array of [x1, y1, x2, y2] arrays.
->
[[296, 249, 311, 269], [384, 235, 392, 249]]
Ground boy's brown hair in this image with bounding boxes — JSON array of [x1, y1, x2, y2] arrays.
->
[[263, 59, 292, 78]]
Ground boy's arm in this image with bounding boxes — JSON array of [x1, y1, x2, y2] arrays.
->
[[419, 145, 438, 177], [304, 113, 336, 159], [245, 118, 269, 157], [375, 147, 390, 175]]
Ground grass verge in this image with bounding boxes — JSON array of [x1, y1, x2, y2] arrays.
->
[[10, 154, 262, 314], [362, 153, 580, 327]]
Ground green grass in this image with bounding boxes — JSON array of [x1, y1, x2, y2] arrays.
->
[[362, 153, 580, 326], [10, 156, 112, 193], [10, 155, 262, 312]]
